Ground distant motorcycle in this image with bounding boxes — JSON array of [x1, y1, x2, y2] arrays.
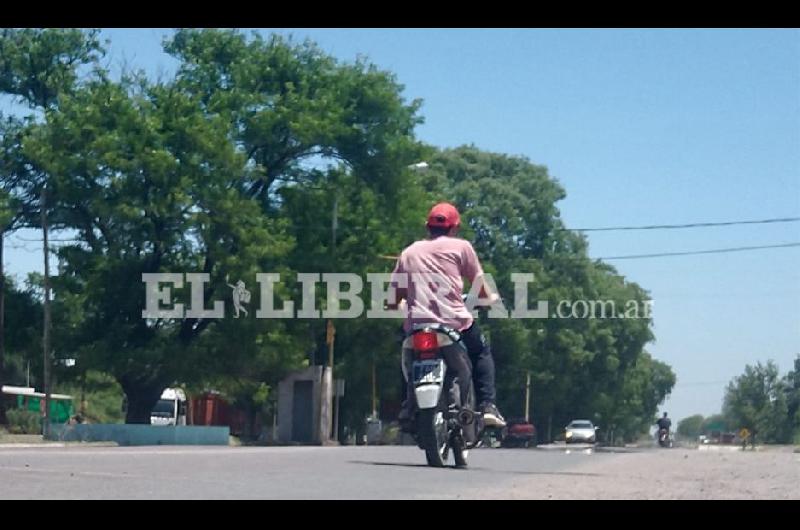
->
[[657, 428, 673, 448]]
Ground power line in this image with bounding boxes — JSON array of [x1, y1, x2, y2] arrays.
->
[[674, 380, 731, 388], [569, 216, 800, 232], [6, 241, 39, 253], [14, 237, 80, 242], [599, 242, 800, 260], [384, 242, 800, 262]]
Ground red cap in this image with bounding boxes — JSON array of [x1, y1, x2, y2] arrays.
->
[[426, 202, 461, 228]]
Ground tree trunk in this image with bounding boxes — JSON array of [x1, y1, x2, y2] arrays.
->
[[79, 370, 86, 417], [120, 380, 165, 424], [248, 405, 258, 439]]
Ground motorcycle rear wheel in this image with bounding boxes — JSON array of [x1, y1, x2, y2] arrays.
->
[[418, 409, 449, 467]]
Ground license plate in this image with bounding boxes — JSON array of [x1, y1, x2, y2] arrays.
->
[[413, 360, 444, 384]]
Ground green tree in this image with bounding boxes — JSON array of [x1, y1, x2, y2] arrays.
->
[[159, 29, 428, 433], [723, 361, 791, 444], [23, 73, 295, 422], [0, 275, 42, 388], [677, 414, 705, 439], [0, 28, 106, 424], [0, 29, 105, 110], [59, 370, 125, 424], [162, 29, 425, 207], [16, 29, 427, 426], [785, 356, 800, 443], [700, 413, 728, 434]]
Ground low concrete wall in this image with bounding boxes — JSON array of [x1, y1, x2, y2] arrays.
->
[[47, 424, 230, 446]]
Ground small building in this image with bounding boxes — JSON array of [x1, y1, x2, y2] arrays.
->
[[277, 366, 332, 444]]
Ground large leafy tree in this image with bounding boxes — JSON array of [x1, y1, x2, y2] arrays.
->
[[23, 73, 294, 422], [677, 414, 705, 439], [723, 360, 793, 443], [162, 29, 425, 206], [159, 29, 429, 432], [14, 29, 428, 424], [0, 28, 106, 424]]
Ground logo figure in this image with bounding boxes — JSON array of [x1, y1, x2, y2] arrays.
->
[[226, 275, 251, 318]]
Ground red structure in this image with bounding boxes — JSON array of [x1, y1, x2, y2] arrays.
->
[[189, 392, 256, 437]]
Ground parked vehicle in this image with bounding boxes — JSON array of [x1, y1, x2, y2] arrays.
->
[[150, 388, 187, 426], [501, 418, 537, 448]]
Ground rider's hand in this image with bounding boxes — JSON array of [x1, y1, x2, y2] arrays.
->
[[486, 292, 501, 305], [385, 299, 407, 312]]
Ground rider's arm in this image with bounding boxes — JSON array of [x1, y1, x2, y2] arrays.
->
[[385, 254, 407, 310], [474, 275, 499, 303], [462, 242, 500, 304]]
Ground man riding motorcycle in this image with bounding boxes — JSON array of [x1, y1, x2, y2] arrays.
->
[[388, 202, 506, 431], [656, 412, 672, 446]]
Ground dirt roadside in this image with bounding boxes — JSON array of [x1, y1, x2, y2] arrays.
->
[[487, 446, 800, 499]]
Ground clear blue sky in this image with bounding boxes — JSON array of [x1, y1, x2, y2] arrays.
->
[[4, 29, 799, 423]]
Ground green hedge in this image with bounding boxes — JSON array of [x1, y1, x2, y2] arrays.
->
[[5, 409, 42, 434]]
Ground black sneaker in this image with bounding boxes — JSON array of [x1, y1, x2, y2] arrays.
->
[[481, 402, 507, 428]]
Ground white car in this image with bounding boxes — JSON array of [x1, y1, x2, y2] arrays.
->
[[565, 420, 598, 444]]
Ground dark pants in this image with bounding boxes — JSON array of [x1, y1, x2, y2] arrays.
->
[[460, 321, 496, 406]]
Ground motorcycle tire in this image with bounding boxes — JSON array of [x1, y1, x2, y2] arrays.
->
[[418, 408, 449, 467]]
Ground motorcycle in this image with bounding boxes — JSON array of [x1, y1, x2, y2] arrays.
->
[[658, 428, 673, 448], [400, 323, 484, 468]]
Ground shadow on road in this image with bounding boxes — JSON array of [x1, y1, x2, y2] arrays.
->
[[347, 460, 436, 469], [347, 460, 603, 477]]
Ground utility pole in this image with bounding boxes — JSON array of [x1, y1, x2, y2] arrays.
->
[[41, 186, 52, 437], [372, 358, 377, 418], [328, 195, 339, 441], [525, 371, 531, 423]]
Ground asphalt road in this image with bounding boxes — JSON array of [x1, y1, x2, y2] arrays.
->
[[1, 444, 797, 499]]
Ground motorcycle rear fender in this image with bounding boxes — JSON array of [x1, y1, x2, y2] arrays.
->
[[415, 384, 442, 409]]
